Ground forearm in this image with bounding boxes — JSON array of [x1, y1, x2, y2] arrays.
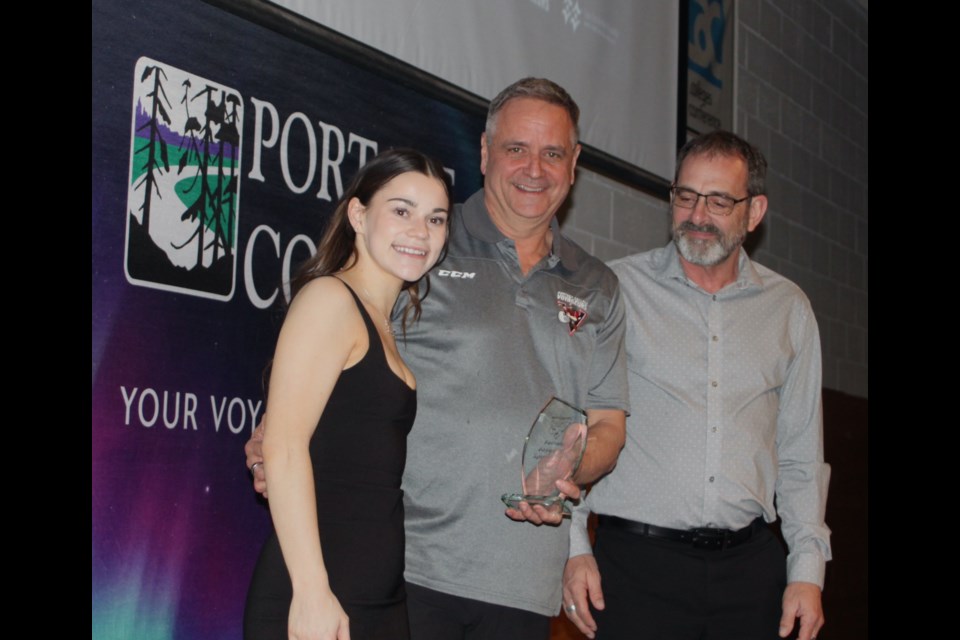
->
[[571, 409, 625, 485], [263, 436, 331, 595]]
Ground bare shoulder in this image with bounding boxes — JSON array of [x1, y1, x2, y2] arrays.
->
[[288, 276, 359, 318], [282, 276, 364, 343]]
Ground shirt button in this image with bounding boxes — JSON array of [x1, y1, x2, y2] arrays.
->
[[709, 476, 715, 483], [711, 380, 718, 387], [711, 427, 718, 433], [712, 335, 718, 341]]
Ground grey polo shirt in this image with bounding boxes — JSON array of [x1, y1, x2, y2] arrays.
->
[[393, 189, 629, 616]]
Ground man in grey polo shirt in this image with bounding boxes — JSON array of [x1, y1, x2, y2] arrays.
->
[[246, 77, 628, 640], [561, 130, 830, 640]]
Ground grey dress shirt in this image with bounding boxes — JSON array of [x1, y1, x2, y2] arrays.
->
[[570, 242, 831, 587]]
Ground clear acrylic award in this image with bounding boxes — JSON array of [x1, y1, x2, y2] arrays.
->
[[501, 397, 588, 513]]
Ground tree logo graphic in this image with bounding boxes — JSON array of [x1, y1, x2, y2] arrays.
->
[[124, 57, 243, 300]]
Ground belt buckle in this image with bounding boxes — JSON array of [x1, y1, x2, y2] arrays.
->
[[690, 527, 728, 550]]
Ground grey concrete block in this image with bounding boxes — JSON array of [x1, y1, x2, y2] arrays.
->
[[786, 62, 812, 110], [821, 125, 848, 173], [853, 144, 868, 185], [811, 230, 831, 275], [855, 219, 868, 258], [829, 244, 849, 284], [848, 179, 867, 219], [769, 171, 803, 224], [751, 248, 778, 272], [738, 71, 761, 118], [769, 131, 793, 178], [757, 80, 782, 129], [611, 191, 667, 251], [743, 117, 773, 162], [817, 275, 839, 318], [809, 156, 830, 199], [847, 251, 864, 289], [743, 31, 774, 83], [810, 80, 832, 123], [792, 144, 813, 190], [788, 223, 815, 268], [564, 181, 612, 238], [819, 199, 838, 242], [640, 206, 672, 250], [827, 170, 849, 212], [781, 97, 806, 141], [835, 210, 856, 248], [837, 285, 857, 324], [821, 55, 842, 95], [799, 199, 822, 240], [738, 0, 762, 31], [758, 0, 784, 47], [838, 63, 864, 109], [831, 18, 858, 70], [593, 237, 636, 263], [801, 35, 824, 81], [768, 216, 791, 259], [793, 1, 832, 42], [779, 13, 805, 62]]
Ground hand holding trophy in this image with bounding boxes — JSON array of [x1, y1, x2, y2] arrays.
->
[[502, 397, 588, 514]]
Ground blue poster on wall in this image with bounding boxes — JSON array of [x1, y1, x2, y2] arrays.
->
[[92, 1, 484, 637], [686, 0, 735, 134]]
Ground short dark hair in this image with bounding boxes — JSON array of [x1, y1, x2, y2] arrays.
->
[[485, 77, 580, 146], [675, 130, 767, 196]]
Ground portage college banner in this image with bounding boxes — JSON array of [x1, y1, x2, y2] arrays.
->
[[92, 1, 483, 637]]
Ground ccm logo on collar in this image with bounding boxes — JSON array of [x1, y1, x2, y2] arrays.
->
[[436, 270, 476, 279]]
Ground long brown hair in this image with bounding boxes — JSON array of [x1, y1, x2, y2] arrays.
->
[[289, 147, 453, 333]]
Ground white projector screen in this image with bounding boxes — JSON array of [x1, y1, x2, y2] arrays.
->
[[266, 0, 680, 183]]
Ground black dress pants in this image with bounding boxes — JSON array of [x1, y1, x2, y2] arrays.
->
[[593, 522, 786, 640]]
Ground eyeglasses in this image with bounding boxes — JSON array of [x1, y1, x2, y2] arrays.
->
[[670, 186, 750, 217]]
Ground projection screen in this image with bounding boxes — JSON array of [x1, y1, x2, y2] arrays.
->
[[266, 0, 681, 185]]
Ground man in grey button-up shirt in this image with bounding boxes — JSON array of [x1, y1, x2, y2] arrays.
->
[[562, 131, 831, 640]]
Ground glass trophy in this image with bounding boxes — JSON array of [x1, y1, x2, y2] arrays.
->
[[501, 397, 588, 513]]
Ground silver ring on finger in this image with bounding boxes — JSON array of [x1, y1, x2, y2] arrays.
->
[[565, 604, 577, 614], [250, 461, 263, 473]]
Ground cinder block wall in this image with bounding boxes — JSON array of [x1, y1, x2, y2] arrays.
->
[[559, 0, 868, 398]]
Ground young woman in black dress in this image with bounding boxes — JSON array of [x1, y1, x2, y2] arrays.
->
[[244, 149, 452, 640]]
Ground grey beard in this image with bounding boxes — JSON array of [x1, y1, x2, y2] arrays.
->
[[673, 221, 744, 267]]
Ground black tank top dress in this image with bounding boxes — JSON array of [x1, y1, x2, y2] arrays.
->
[[244, 281, 415, 640]]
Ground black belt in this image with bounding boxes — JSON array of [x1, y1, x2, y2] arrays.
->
[[598, 515, 765, 550]]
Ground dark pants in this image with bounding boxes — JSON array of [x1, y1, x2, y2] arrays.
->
[[593, 521, 786, 640], [406, 582, 551, 640]]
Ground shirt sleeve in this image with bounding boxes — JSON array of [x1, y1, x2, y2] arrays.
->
[[584, 274, 630, 413], [568, 498, 594, 557], [775, 299, 832, 588]]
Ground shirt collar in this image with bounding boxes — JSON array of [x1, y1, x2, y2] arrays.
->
[[460, 188, 580, 271], [654, 241, 763, 293]]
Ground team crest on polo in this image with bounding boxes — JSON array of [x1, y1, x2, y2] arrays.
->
[[556, 291, 588, 336], [124, 57, 243, 300]]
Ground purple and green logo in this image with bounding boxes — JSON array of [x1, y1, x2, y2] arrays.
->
[[125, 57, 243, 300]]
